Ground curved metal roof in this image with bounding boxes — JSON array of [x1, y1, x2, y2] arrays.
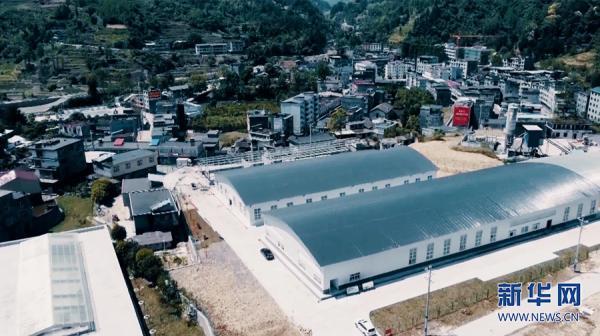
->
[[214, 147, 438, 206], [265, 154, 600, 267]]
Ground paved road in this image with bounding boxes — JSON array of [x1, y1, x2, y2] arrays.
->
[[166, 169, 600, 336]]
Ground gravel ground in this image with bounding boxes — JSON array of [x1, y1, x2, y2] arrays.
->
[[410, 135, 502, 177], [170, 241, 300, 336]]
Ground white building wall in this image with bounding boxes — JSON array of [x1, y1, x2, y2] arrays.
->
[[97, 152, 157, 178], [264, 223, 325, 290], [215, 169, 438, 227], [267, 196, 600, 294], [588, 90, 600, 123]]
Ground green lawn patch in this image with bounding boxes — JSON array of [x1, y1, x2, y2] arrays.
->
[[52, 196, 93, 232]]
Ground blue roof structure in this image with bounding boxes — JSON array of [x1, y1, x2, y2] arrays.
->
[[265, 157, 600, 267], [215, 148, 438, 206]]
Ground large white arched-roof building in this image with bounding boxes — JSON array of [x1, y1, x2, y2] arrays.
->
[[263, 152, 600, 294], [213, 147, 438, 226]]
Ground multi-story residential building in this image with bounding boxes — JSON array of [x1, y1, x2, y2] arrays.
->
[[416, 56, 440, 74], [341, 95, 370, 115], [93, 149, 157, 179], [444, 42, 457, 60], [587, 87, 600, 123], [29, 138, 86, 184], [503, 56, 534, 71], [449, 60, 478, 79], [539, 80, 566, 116], [362, 43, 383, 52], [406, 72, 428, 89], [142, 88, 161, 112], [575, 90, 590, 118], [461, 46, 490, 64], [384, 61, 414, 80], [280, 92, 319, 135], [59, 122, 91, 138], [420, 105, 444, 129]]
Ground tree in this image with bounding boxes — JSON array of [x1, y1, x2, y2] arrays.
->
[[111, 223, 127, 241], [91, 178, 113, 205], [316, 61, 331, 80], [188, 73, 207, 93], [114, 240, 139, 268], [327, 107, 346, 131], [394, 87, 434, 126], [86, 73, 99, 98], [491, 53, 503, 67], [406, 115, 421, 134], [135, 248, 163, 283]]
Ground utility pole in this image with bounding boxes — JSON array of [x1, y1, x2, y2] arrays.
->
[[574, 217, 588, 272], [424, 265, 432, 336]]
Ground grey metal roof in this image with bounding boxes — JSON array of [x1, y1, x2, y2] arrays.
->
[[131, 231, 173, 245], [215, 148, 438, 206], [129, 188, 177, 217], [32, 138, 80, 150], [111, 149, 155, 165], [121, 178, 151, 194], [265, 160, 600, 267]]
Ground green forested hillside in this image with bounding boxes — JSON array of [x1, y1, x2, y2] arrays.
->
[[0, 0, 328, 62], [330, 0, 600, 58]]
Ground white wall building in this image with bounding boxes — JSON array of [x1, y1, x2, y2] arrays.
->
[[213, 148, 438, 227], [0, 226, 144, 335], [587, 87, 600, 122], [416, 56, 440, 74], [263, 152, 600, 295], [93, 149, 157, 179], [539, 80, 566, 116], [280, 92, 319, 135], [384, 61, 413, 80]]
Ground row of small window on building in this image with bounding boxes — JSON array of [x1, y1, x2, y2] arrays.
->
[[563, 201, 595, 223], [408, 226, 499, 266], [253, 175, 434, 220], [113, 157, 154, 173], [406, 202, 598, 266]]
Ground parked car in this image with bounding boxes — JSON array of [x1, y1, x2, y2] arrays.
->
[[191, 182, 198, 190], [260, 248, 274, 260], [355, 319, 376, 336]]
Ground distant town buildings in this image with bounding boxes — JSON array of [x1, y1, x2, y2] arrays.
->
[[195, 40, 244, 55]]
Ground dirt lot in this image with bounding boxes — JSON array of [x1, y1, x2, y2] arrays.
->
[[179, 193, 222, 248], [170, 241, 300, 336], [410, 135, 502, 177]]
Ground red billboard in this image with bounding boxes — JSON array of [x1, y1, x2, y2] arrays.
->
[[453, 105, 471, 127], [147, 89, 161, 100]]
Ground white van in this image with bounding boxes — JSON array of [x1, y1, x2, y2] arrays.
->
[[355, 319, 377, 336]]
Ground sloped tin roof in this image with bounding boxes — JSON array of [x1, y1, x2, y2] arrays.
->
[[215, 148, 438, 206], [265, 152, 600, 266]]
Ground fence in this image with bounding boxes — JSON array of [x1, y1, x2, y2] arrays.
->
[[371, 244, 600, 334]]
